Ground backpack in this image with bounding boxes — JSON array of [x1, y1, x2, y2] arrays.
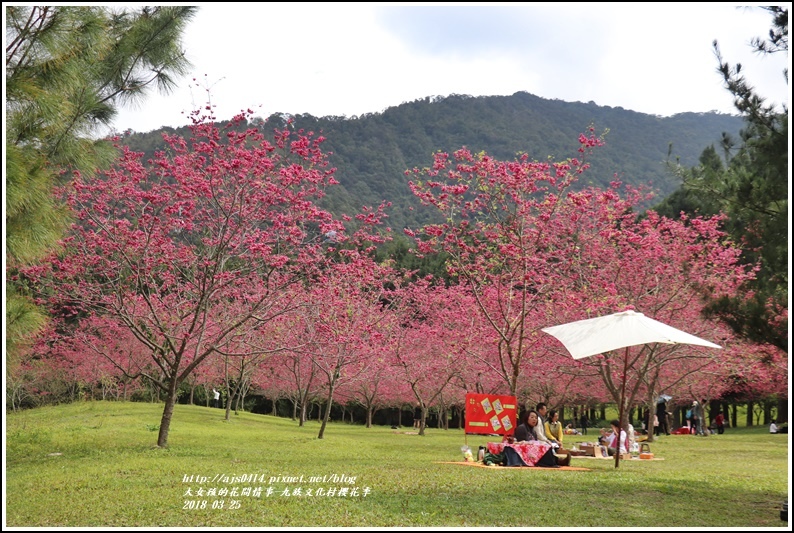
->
[[483, 451, 505, 466]]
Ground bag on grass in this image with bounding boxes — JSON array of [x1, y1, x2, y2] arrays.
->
[[483, 451, 505, 465]]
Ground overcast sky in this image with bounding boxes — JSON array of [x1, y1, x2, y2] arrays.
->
[[110, 3, 790, 134]]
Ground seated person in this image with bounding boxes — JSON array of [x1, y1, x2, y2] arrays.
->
[[532, 410, 559, 449], [598, 419, 629, 456], [770, 420, 778, 433], [564, 423, 581, 435], [544, 409, 564, 445], [627, 422, 638, 450], [514, 410, 571, 467]]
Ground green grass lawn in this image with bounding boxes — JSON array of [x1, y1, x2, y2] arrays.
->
[[5, 401, 789, 527]]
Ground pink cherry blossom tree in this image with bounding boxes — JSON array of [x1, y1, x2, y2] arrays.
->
[[381, 279, 475, 435], [24, 111, 346, 447], [406, 129, 606, 396], [295, 247, 394, 439]]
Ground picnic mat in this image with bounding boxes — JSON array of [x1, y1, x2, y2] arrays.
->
[[575, 455, 665, 461], [435, 461, 591, 471]]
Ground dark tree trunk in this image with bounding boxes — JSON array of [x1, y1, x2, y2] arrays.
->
[[777, 397, 788, 423], [157, 376, 179, 447]]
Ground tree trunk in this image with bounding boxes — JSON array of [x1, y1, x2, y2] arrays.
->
[[235, 391, 241, 412], [777, 397, 788, 424], [746, 401, 753, 427], [318, 384, 336, 440], [156, 377, 179, 447], [366, 406, 373, 428], [763, 401, 773, 425], [419, 406, 428, 436], [224, 392, 234, 420], [299, 402, 307, 427], [645, 392, 656, 443]]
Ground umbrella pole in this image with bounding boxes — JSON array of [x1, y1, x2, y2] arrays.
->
[[615, 346, 629, 469]]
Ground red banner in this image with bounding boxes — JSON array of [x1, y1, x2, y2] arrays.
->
[[464, 393, 518, 435]]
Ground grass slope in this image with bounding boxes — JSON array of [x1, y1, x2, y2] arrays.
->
[[5, 401, 789, 527]]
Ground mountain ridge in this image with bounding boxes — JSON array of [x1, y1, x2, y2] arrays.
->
[[121, 91, 744, 230]]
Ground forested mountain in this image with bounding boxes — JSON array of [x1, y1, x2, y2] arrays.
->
[[121, 91, 744, 230]]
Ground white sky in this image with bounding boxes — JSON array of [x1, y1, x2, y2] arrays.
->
[[105, 3, 789, 133]]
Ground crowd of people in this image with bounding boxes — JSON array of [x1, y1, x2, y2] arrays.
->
[[490, 398, 784, 467]]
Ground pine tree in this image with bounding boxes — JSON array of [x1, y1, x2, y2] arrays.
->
[[657, 6, 788, 352], [5, 6, 197, 354]]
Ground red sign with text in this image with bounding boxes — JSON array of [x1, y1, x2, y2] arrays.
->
[[464, 393, 518, 436]]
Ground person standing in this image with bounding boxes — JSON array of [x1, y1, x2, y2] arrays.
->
[[656, 399, 669, 435], [688, 402, 698, 434], [212, 388, 220, 408], [579, 412, 589, 435], [714, 412, 725, 434], [697, 399, 707, 435]]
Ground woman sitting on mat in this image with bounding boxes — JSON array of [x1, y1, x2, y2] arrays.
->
[[545, 409, 564, 445], [599, 419, 629, 456], [514, 410, 571, 467]]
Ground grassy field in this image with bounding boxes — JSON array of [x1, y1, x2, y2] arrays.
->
[[5, 401, 790, 528]]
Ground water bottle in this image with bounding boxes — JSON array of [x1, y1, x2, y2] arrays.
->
[[631, 441, 640, 457]]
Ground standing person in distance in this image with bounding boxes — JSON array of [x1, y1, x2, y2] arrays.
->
[[714, 411, 725, 434], [656, 398, 670, 435], [579, 412, 589, 435], [696, 399, 707, 435]]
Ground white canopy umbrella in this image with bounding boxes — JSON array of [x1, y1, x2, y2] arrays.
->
[[542, 309, 721, 468]]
